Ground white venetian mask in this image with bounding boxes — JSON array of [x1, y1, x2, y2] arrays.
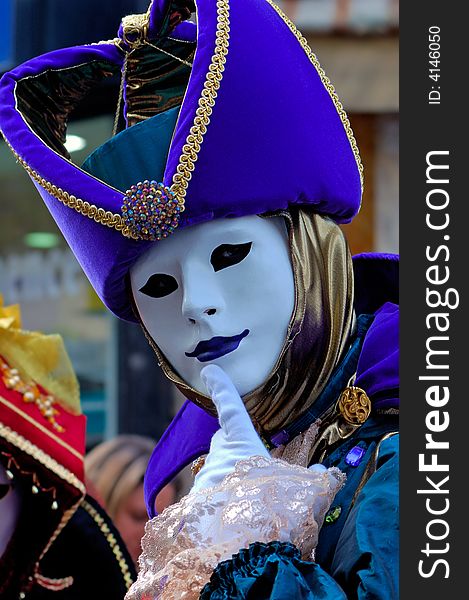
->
[[130, 215, 295, 396]]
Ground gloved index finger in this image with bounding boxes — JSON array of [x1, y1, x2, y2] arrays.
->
[[201, 364, 258, 440]]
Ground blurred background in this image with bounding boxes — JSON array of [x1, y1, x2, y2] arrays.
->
[[0, 0, 398, 449]]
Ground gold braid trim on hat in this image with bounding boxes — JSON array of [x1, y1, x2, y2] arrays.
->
[[265, 0, 364, 194], [0, 396, 83, 461], [0, 135, 138, 239], [1, 0, 230, 240], [0, 421, 85, 492], [170, 0, 230, 204]]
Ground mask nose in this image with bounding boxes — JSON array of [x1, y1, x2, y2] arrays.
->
[[183, 306, 218, 324], [181, 265, 224, 324], [183, 301, 220, 324]]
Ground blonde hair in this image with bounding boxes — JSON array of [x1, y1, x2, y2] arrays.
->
[[85, 434, 155, 519]]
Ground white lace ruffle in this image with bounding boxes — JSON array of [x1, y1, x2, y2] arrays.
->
[[126, 456, 344, 600]]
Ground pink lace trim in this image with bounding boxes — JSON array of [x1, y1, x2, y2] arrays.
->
[[126, 456, 344, 599]]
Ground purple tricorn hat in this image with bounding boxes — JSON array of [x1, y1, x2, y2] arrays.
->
[[0, 0, 363, 322]]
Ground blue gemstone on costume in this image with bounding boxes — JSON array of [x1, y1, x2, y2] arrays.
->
[[270, 429, 290, 447], [345, 445, 366, 467]]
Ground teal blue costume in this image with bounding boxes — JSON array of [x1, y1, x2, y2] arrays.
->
[[202, 437, 398, 599], [200, 300, 399, 599]]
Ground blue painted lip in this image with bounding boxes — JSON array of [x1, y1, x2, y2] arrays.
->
[[185, 329, 250, 362]]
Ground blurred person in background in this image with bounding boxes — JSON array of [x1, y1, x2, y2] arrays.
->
[[85, 434, 178, 566], [0, 297, 136, 599]]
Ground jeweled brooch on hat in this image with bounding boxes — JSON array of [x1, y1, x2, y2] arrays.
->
[[121, 180, 184, 241]]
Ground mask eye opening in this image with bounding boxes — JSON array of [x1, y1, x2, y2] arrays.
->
[[210, 242, 252, 272]]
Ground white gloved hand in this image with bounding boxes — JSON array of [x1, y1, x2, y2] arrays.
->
[[191, 364, 270, 493]]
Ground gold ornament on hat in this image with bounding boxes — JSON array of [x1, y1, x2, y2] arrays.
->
[[1, 358, 65, 433], [121, 180, 183, 241]]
